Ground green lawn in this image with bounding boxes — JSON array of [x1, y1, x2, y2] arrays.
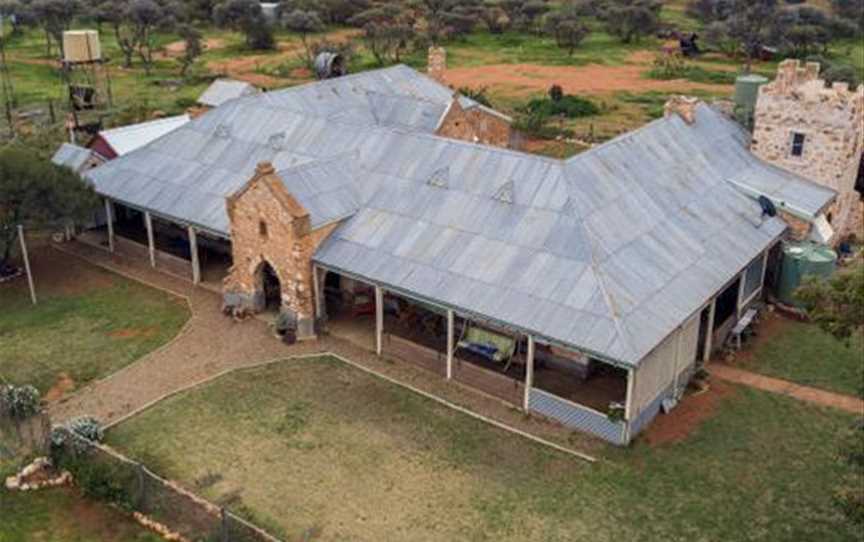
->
[[107, 355, 860, 542], [0, 484, 161, 542], [740, 316, 864, 398], [0, 250, 189, 395]]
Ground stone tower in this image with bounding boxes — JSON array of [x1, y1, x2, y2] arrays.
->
[[751, 59, 864, 241]]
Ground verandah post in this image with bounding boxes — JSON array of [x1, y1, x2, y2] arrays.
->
[[104, 198, 114, 253], [144, 211, 155, 268], [446, 309, 454, 380], [375, 285, 383, 356], [703, 299, 717, 364], [523, 335, 535, 411], [188, 225, 200, 284]]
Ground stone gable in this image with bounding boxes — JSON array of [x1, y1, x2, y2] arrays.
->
[[223, 162, 340, 338], [435, 98, 513, 149]]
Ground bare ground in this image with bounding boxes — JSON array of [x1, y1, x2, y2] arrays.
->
[[441, 60, 731, 98]]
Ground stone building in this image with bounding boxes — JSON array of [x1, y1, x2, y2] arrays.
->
[[81, 65, 836, 445], [751, 59, 864, 242]]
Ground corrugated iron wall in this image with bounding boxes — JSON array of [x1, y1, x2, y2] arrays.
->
[[528, 388, 626, 445]]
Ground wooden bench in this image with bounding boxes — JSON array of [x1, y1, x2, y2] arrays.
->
[[730, 308, 758, 350]]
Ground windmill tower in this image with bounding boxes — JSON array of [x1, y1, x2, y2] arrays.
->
[[60, 30, 113, 138], [0, 31, 15, 137]]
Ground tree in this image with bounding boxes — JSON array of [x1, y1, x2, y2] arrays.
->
[[685, 0, 732, 24], [832, 0, 864, 34], [414, 0, 483, 43], [213, 0, 275, 50], [721, 0, 779, 71], [479, 1, 510, 34], [282, 8, 325, 67], [599, 0, 662, 43], [0, 0, 35, 35], [544, 5, 590, 55], [795, 264, 864, 346], [0, 147, 98, 271], [774, 6, 831, 57], [498, 0, 550, 33], [349, 4, 415, 65], [128, 0, 179, 73], [175, 24, 202, 77], [31, 0, 80, 57]]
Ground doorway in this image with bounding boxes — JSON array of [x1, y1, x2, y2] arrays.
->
[[260, 261, 281, 312]]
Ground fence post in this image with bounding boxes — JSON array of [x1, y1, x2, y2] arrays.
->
[[137, 463, 147, 510]]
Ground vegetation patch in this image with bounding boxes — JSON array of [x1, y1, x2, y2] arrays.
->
[[0, 249, 190, 394]]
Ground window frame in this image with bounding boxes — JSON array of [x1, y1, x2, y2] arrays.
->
[[790, 132, 806, 158]]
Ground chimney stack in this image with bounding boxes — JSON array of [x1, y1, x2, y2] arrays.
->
[[427, 46, 447, 84], [663, 95, 700, 125]]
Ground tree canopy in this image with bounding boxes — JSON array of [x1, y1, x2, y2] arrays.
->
[[0, 147, 98, 268]]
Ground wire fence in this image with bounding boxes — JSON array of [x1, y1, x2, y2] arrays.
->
[[58, 432, 283, 542]]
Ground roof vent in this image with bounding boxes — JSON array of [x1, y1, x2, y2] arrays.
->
[[492, 180, 514, 204], [267, 132, 286, 150], [215, 123, 231, 139], [426, 166, 449, 188], [562, 196, 577, 215]]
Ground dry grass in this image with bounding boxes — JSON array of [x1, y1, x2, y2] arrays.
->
[[107, 355, 860, 542]]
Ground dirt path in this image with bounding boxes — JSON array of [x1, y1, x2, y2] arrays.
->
[[47, 241, 604, 456], [710, 364, 864, 415], [205, 29, 361, 88], [441, 61, 732, 97]]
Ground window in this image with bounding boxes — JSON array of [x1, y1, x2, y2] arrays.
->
[[791, 132, 806, 157], [740, 253, 765, 307], [259, 220, 268, 238]]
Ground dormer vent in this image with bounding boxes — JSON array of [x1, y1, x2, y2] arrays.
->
[[492, 180, 515, 204], [426, 166, 449, 188], [268, 132, 286, 151]]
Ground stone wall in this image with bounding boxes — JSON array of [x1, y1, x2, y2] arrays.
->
[[223, 162, 339, 338], [751, 59, 864, 241], [436, 99, 513, 148]]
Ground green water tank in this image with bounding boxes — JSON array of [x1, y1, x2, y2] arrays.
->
[[734, 74, 769, 129], [777, 242, 837, 306]]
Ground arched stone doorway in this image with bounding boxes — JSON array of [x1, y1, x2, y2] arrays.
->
[[256, 260, 282, 312]]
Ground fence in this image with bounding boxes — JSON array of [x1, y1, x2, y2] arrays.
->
[[59, 432, 282, 542]]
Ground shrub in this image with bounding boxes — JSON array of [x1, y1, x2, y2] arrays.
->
[[64, 455, 136, 511], [67, 416, 105, 443], [0, 384, 41, 420], [524, 95, 599, 118]]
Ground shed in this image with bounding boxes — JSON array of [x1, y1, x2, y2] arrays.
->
[[89, 115, 190, 160], [197, 79, 259, 108]]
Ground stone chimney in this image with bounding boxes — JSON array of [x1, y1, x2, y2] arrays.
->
[[663, 95, 700, 125], [428, 46, 447, 83]]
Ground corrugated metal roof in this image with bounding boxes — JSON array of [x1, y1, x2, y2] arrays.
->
[[84, 66, 836, 366], [275, 155, 361, 228], [315, 104, 824, 366], [99, 115, 190, 157], [51, 143, 96, 172], [197, 79, 258, 107]]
